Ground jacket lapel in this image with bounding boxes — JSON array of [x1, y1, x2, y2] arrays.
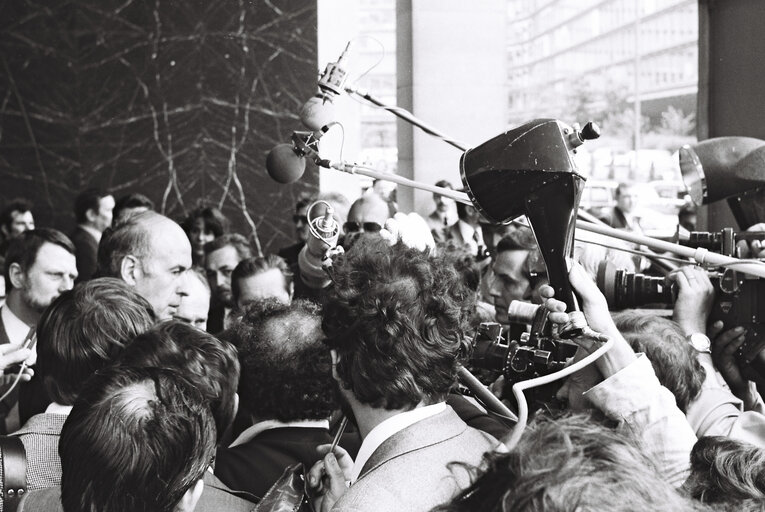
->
[[357, 406, 467, 480]]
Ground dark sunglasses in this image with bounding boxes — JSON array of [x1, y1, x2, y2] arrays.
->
[[292, 215, 308, 225], [343, 221, 383, 234]]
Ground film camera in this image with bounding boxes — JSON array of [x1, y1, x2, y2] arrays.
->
[[469, 301, 579, 387], [597, 227, 765, 375]]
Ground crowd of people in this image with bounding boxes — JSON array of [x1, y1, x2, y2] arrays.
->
[[0, 180, 762, 512]]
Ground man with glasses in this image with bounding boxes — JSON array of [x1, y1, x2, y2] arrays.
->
[[342, 194, 390, 249], [278, 197, 312, 267]]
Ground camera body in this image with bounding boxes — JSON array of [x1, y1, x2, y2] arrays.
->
[[597, 227, 765, 374], [470, 301, 579, 385]]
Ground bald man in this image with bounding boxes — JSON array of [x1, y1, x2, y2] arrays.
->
[[97, 211, 192, 319], [343, 194, 392, 249]]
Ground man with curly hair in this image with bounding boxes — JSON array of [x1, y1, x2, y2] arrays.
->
[[309, 238, 498, 512], [215, 298, 357, 498]]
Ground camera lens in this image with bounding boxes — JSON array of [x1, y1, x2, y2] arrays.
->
[[598, 261, 674, 309]]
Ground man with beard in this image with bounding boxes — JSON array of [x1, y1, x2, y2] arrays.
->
[[204, 234, 252, 333], [308, 239, 498, 512], [1, 229, 77, 432], [215, 298, 358, 498]]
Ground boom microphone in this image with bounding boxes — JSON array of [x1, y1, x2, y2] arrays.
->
[[265, 126, 332, 184], [300, 42, 351, 131]]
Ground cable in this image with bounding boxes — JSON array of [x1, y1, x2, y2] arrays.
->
[[502, 335, 614, 450], [0, 362, 28, 404], [305, 200, 337, 251]]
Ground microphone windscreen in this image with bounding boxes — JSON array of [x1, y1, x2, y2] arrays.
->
[[266, 144, 306, 184], [300, 95, 336, 132]]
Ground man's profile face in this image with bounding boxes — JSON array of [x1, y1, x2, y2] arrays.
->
[[616, 186, 639, 214], [135, 223, 192, 319], [175, 276, 210, 331], [8, 210, 34, 237], [93, 195, 115, 232], [20, 242, 77, 312], [488, 249, 531, 323], [236, 268, 291, 308], [205, 245, 242, 306], [344, 198, 390, 247]]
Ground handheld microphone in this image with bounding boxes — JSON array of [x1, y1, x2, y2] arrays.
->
[[297, 202, 343, 289], [300, 42, 351, 131], [265, 126, 333, 184]]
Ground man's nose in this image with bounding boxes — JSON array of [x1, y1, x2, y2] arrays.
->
[[555, 379, 570, 404], [61, 275, 75, 291]]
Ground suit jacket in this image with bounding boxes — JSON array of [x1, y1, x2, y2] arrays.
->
[[70, 227, 99, 283], [215, 426, 361, 499], [17, 469, 257, 512], [331, 406, 497, 512]]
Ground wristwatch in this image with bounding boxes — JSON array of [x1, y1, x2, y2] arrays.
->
[[687, 332, 711, 353]]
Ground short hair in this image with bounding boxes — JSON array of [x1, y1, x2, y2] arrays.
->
[[96, 210, 154, 277], [204, 233, 252, 259], [455, 200, 472, 220], [434, 179, 453, 190], [496, 229, 537, 253], [116, 320, 240, 442], [435, 413, 703, 512], [60, 366, 216, 512], [226, 299, 336, 422], [113, 193, 154, 220], [4, 228, 75, 290], [181, 206, 229, 239], [74, 187, 110, 224], [615, 182, 635, 197], [683, 436, 765, 510], [322, 239, 473, 410], [36, 278, 156, 405], [0, 198, 32, 230], [231, 255, 292, 303], [612, 312, 704, 413]]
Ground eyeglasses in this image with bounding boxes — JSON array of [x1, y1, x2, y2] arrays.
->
[[292, 215, 308, 225], [343, 221, 383, 234]]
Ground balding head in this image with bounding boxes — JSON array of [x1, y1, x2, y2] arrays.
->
[[345, 194, 391, 245], [99, 211, 192, 319], [225, 299, 336, 422]]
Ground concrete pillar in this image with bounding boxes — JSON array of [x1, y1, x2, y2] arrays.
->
[[397, 0, 507, 217]]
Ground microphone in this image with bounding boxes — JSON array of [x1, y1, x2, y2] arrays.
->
[[265, 126, 332, 184], [300, 42, 351, 131], [297, 203, 343, 289]]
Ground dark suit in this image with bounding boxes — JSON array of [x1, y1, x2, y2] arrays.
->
[[597, 206, 642, 232], [70, 227, 98, 283], [215, 426, 361, 499], [17, 470, 257, 511], [277, 241, 305, 267], [331, 406, 496, 512]]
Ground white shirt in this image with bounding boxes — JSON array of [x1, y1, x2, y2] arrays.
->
[[80, 224, 103, 244], [350, 402, 446, 484], [228, 418, 330, 448], [1, 305, 31, 345]]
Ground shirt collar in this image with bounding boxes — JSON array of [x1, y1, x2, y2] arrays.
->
[[80, 224, 102, 243], [350, 402, 446, 483], [1, 304, 33, 345], [228, 418, 330, 448]]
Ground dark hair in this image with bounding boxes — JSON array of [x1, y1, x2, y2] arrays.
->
[[182, 206, 229, 239], [434, 179, 453, 190], [436, 241, 481, 293], [683, 436, 765, 510], [231, 255, 292, 304], [74, 187, 110, 224], [97, 210, 154, 278], [36, 278, 156, 405], [0, 198, 33, 230], [117, 320, 240, 442], [204, 233, 252, 259], [4, 228, 75, 290], [113, 193, 154, 220], [612, 312, 704, 413], [322, 239, 472, 410], [60, 366, 216, 512], [615, 182, 634, 198], [226, 299, 336, 422], [435, 413, 705, 512], [455, 201, 471, 221], [496, 229, 537, 253], [295, 197, 313, 213]]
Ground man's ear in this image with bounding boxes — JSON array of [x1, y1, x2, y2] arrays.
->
[[120, 255, 141, 286], [175, 478, 204, 512], [7, 262, 26, 290], [85, 207, 98, 225]]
